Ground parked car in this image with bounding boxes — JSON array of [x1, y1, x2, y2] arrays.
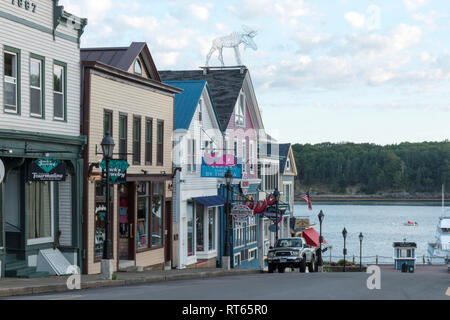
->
[[267, 237, 320, 273]]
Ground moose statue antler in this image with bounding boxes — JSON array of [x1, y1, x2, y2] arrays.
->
[[206, 25, 258, 67]]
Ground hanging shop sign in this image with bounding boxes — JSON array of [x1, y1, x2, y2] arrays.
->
[[262, 206, 285, 224], [240, 175, 250, 195], [100, 160, 130, 184], [0, 160, 5, 184], [201, 155, 242, 179], [28, 158, 66, 181], [231, 204, 253, 221]]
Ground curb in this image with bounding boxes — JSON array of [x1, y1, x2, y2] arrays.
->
[[0, 269, 261, 298]]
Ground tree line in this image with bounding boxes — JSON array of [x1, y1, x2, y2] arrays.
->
[[291, 141, 450, 195]]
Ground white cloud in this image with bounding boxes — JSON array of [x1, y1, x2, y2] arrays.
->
[[403, 0, 429, 11], [344, 12, 366, 29], [189, 4, 210, 21], [60, 0, 112, 26]]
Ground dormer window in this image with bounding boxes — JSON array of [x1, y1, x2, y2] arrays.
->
[[134, 59, 142, 75], [235, 93, 245, 126]]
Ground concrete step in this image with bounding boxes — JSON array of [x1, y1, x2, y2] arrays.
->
[[16, 267, 38, 277], [5, 260, 27, 271], [20, 271, 50, 279]]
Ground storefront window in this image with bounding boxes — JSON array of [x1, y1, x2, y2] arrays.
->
[[94, 182, 114, 260], [208, 208, 215, 251], [151, 195, 163, 247], [196, 203, 204, 252], [137, 182, 149, 249], [26, 182, 52, 241], [187, 202, 194, 256]]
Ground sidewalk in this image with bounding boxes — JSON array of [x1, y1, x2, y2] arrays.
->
[[0, 268, 261, 298]]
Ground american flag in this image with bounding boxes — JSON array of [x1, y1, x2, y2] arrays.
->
[[302, 191, 312, 210]]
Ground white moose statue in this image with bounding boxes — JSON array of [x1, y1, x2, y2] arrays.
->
[[206, 25, 258, 67]]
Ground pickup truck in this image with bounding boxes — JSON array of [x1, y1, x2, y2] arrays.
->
[[267, 237, 320, 273]]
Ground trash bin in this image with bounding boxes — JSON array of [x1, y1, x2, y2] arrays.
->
[[401, 263, 407, 273], [408, 265, 414, 273]]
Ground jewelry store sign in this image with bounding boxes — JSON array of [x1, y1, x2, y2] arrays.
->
[[28, 158, 66, 181], [100, 160, 130, 184]]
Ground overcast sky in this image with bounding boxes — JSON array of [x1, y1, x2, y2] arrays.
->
[[61, 0, 449, 145]]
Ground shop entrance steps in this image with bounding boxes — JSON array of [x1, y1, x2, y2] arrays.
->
[[5, 255, 49, 278]]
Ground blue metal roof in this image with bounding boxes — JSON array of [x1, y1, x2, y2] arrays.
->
[[193, 195, 227, 207], [163, 80, 207, 130]]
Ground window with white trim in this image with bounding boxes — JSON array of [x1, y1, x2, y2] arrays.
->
[[187, 138, 196, 172], [247, 215, 257, 244], [249, 141, 255, 173], [4, 51, 18, 113], [53, 63, 65, 120], [242, 139, 247, 173], [134, 59, 142, 75], [235, 93, 245, 126], [30, 57, 43, 117], [198, 99, 203, 122], [249, 248, 257, 261]]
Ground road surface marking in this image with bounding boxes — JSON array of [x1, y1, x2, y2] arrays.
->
[[446, 287, 450, 297], [49, 295, 84, 300]]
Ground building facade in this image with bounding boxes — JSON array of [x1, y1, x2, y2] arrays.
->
[[165, 80, 225, 269], [0, 0, 87, 278], [80, 43, 181, 274], [160, 67, 265, 270]]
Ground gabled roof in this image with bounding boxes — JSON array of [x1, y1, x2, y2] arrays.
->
[[159, 69, 248, 131], [81, 42, 161, 81], [163, 80, 207, 130], [279, 143, 297, 175]]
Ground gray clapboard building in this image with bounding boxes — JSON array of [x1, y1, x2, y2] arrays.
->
[[0, 0, 87, 278]]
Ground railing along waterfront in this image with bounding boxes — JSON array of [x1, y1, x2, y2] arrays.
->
[[326, 255, 449, 265]]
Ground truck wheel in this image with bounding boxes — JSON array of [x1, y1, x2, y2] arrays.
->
[[278, 266, 285, 273], [308, 258, 315, 273], [268, 264, 275, 273], [299, 258, 306, 273]]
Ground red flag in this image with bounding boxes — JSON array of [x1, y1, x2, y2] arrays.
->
[[301, 191, 312, 210]]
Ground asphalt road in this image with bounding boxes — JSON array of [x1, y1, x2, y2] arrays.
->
[[5, 268, 450, 300]]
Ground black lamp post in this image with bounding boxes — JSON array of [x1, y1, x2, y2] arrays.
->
[[224, 168, 233, 257], [273, 188, 280, 243], [101, 133, 115, 260], [318, 210, 324, 267], [359, 232, 364, 272], [342, 227, 347, 272]]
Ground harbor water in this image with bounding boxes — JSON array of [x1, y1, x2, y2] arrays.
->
[[293, 201, 448, 265]]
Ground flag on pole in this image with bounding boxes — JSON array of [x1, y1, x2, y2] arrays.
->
[[302, 191, 312, 210]]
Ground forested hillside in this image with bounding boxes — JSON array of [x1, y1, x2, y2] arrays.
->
[[292, 141, 450, 195]]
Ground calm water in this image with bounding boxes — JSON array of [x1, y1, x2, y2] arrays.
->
[[293, 201, 447, 264]]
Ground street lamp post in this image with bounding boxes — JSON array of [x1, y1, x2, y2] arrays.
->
[[318, 210, 324, 268], [273, 188, 280, 243], [342, 227, 347, 272], [101, 133, 115, 260], [359, 232, 364, 272], [224, 168, 233, 258]]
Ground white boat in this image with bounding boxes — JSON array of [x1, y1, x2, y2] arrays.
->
[[427, 185, 450, 263]]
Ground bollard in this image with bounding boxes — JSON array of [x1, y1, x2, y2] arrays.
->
[[423, 255, 425, 264]]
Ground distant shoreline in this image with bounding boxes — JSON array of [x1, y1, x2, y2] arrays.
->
[[295, 196, 444, 202]]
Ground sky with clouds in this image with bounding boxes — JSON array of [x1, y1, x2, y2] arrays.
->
[[61, 0, 449, 145]]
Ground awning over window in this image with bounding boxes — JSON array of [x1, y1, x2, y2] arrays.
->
[[193, 195, 227, 207], [302, 227, 326, 247]]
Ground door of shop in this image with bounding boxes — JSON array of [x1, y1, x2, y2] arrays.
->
[[164, 200, 172, 264], [4, 169, 25, 257], [119, 183, 136, 262]]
